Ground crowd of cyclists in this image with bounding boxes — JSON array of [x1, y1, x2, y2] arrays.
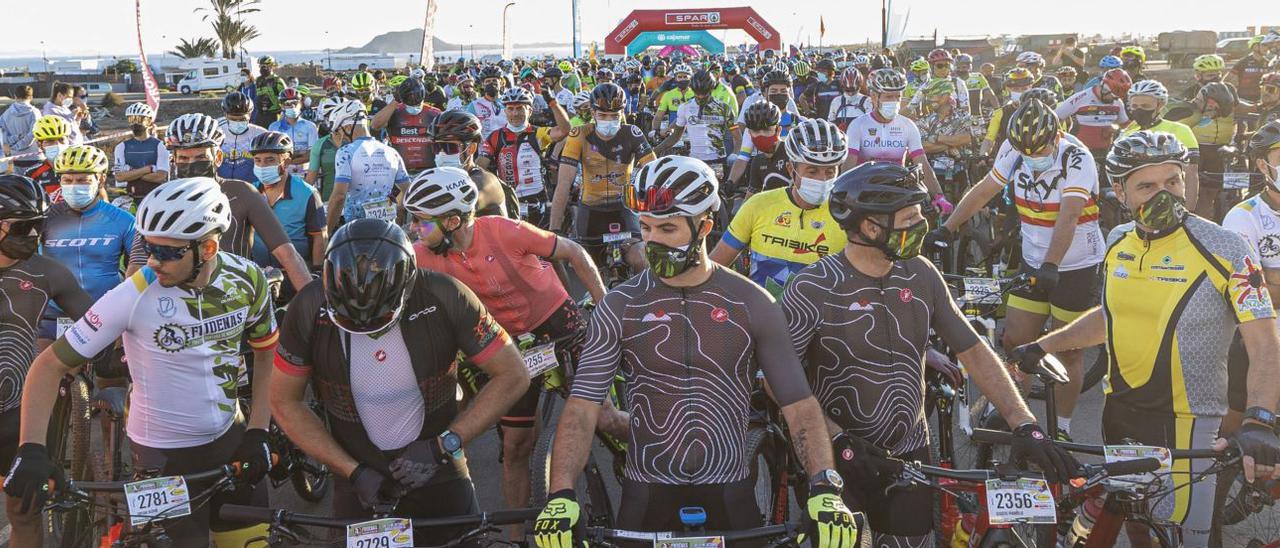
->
[[0, 29, 1278, 547]]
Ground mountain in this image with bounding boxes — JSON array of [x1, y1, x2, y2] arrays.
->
[[339, 28, 568, 54]]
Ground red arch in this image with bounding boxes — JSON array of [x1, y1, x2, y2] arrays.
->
[[605, 7, 781, 55]]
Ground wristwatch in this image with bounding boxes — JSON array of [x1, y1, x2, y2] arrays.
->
[[1243, 407, 1278, 430], [437, 430, 464, 461], [809, 468, 844, 491]]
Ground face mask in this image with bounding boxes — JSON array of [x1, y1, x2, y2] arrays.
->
[[645, 237, 703, 278], [796, 176, 836, 204], [1008, 90, 1024, 102], [508, 120, 529, 133], [62, 182, 98, 209], [254, 165, 283, 185], [436, 152, 462, 168], [62, 97, 73, 108], [957, 70, 971, 79], [283, 108, 300, 119], [0, 232, 39, 260], [596, 119, 621, 138], [1132, 189, 1187, 232], [1023, 152, 1055, 172], [1130, 108, 1160, 129], [461, 90, 476, 101], [483, 84, 499, 97], [173, 159, 217, 179], [752, 134, 779, 152], [131, 123, 149, 137], [676, 80, 690, 90], [227, 120, 250, 134], [1123, 59, 1140, 70], [869, 217, 929, 260], [405, 105, 423, 115], [816, 73, 829, 83], [878, 101, 900, 119], [43, 144, 64, 162], [768, 93, 789, 109]]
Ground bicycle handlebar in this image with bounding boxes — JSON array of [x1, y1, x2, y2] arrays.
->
[[582, 522, 805, 543], [970, 428, 1228, 460], [218, 504, 541, 528], [69, 464, 239, 492]]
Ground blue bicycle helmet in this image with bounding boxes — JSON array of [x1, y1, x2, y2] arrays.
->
[[1099, 55, 1123, 69]]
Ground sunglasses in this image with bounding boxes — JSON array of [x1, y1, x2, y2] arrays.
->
[[434, 142, 465, 155], [624, 183, 675, 214], [143, 240, 198, 262], [933, 64, 950, 70], [4, 219, 43, 237]]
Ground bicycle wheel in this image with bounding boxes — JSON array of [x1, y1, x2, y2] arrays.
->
[[745, 426, 780, 524], [529, 393, 561, 507], [1217, 465, 1280, 547], [46, 376, 97, 548]]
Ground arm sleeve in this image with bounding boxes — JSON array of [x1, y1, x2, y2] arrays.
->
[[436, 273, 510, 364], [985, 110, 1003, 143], [244, 185, 292, 251], [568, 290, 626, 404], [154, 141, 170, 172], [748, 283, 812, 406]]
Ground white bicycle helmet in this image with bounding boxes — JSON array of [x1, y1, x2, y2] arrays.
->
[[135, 177, 231, 239], [125, 102, 156, 120], [499, 86, 534, 106], [672, 64, 693, 77], [315, 97, 344, 128], [1128, 79, 1169, 103], [785, 118, 849, 167], [1016, 51, 1045, 66], [330, 99, 368, 129], [626, 156, 720, 218], [403, 167, 478, 218], [867, 68, 907, 93], [572, 91, 592, 113], [165, 113, 223, 149], [409, 68, 427, 80]]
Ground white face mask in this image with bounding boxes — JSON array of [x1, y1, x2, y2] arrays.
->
[[596, 119, 621, 138], [796, 175, 836, 205], [878, 101, 900, 119], [227, 120, 250, 134], [436, 153, 462, 167], [1023, 152, 1055, 172], [61, 97, 73, 108], [1008, 90, 1024, 102], [43, 144, 64, 161], [507, 120, 529, 133]]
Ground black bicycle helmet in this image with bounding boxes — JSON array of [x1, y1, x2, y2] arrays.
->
[[1021, 87, 1059, 107], [0, 174, 48, 221], [1198, 81, 1238, 118], [221, 91, 254, 116], [1007, 99, 1060, 155], [430, 110, 483, 143], [543, 66, 563, 80], [1104, 130, 1189, 184], [828, 163, 928, 231], [762, 69, 793, 89], [743, 100, 782, 131], [249, 131, 294, 155], [396, 77, 427, 105], [1249, 120, 1280, 160], [690, 70, 717, 94], [816, 59, 837, 74], [479, 65, 504, 81], [323, 218, 417, 335], [590, 82, 625, 112]]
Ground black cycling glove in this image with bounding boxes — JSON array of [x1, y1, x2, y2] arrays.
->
[[3, 443, 63, 513], [1011, 423, 1079, 483], [231, 428, 273, 485]]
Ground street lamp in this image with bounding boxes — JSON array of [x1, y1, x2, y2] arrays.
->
[[502, 2, 517, 60], [41, 40, 48, 73]]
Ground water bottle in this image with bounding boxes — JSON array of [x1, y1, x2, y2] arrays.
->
[[1060, 495, 1103, 548], [679, 506, 707, 533]]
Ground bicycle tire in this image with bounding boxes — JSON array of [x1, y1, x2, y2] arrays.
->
[[290, 455, 331, 503], [529, 393, 561, 507], [744, 426, 779, 525], [46, 376, 97, 548], [1216, 463, 1280, 547]]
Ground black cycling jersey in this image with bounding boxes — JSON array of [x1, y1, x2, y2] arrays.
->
[[744, 145, 792, 194], [570, 265, 813, 485], [782, 253, 979, 456], [468, 166, 518, 219], [0, 254, 92, 414]]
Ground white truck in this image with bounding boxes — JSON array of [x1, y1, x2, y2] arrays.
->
[[175, 58, 256, 95]]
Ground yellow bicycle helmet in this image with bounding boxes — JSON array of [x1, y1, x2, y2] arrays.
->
[[922, 77, 956, 99], [350, 71, 375, 91], [1120, 46, 1146, 62], [910, 58, 929, 72], [793, 60, 811, 78], [1004, 67, 1035, 88], [387, 74, 408, 89], [33, 115, 72, 142], [53, 145, 109, 174], [1249, 35, 1267, 49], [1193, 54, 1225, 73]]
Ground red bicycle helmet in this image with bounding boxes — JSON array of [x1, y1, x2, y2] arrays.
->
[[927, 48, 954, 65], [1101, 68, 1133, 98], [838, 67, 863, 93]]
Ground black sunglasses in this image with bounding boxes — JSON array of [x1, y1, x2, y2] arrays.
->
[[4, 219, 43, 236], [143, 240, 198, 262], [434, 142, 465, 155]]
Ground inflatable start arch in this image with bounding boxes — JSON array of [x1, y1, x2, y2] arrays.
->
[[605, 7, 782, 56]]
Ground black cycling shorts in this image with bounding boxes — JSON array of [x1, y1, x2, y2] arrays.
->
[[839, 445, 934, 538], [0, 408, 19, 471], [501, 299, 585, 428], [1008, 264, 1101, 323], [1227, 331, 1249, 413], [572, 204, 641, 245], [616, 478, 762, 547], [332, 475, 479, 545]]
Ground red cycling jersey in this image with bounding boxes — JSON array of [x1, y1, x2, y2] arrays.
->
[[386, 104, 441, 172]]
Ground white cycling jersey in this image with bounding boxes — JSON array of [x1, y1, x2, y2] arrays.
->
[[845, 113, 926, 165], [334, 136, 410, 222], [1224, 195, 1280, 271], [674, 97, 733, 162], [58, 252, 277, 448]]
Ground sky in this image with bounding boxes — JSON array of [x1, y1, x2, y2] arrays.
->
[[0, 0, 1272, 57]]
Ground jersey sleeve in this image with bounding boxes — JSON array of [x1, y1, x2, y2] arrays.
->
[[154, 141, 170, 173], [1060, 145, 1099, 198], [745, 279, 812, 407], [905, 121, 925, 158], [1218, 233, 1277, 323], [112, 142, 128, 172], [568, 289, 626, 404], [990, 141, 1018, 183], [47, 258, 93, 321], [480, 131, 499, 160], [52, 270, 141, 367], [781, 262, 826, 367], [308, 142, 323, 174], [559, 128, 584, 167], [921, 259, 981, 352], [128, 231, 148, 268], [304, 185, 326, 234], [1222, 206, 1262, 257], [630, 125, 654, 159], [508, 218, 558, 257], [435, 273, 510, 364], [333, 145, 352, 185], [723, 193, 760, 250], [274, 280, 321, 377], [674, 102, 690, 128], [985, 110, 1004, 143], [1054, 93, 1079, 120], [243, 262, 279, 351], [391, 149, 410, 185], [845, 121, 861, 156]]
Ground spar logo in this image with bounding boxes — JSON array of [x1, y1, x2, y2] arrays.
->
[[666, 12, 721, 25], [614, 19, 639, 42], [747, 16, 773, 39]]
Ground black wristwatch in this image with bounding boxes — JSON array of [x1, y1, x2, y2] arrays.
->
[[1243, 407, 1278, 430], [809, 469, 844, 491]]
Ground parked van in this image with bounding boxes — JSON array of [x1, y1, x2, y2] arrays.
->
[[80, 82, 115, 98], [175, 58, 256, 95]]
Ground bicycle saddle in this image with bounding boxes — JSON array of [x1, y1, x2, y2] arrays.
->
[[1017, 353, 1070, 385]]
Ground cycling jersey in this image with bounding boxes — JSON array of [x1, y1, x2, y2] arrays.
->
[[740, 145, 791, 194], [782, 253, 980, 456], [1055, 87, 1128, 152], [384, 104, 440, 173], [737, 93, 801, 135], [481, 126, 551, 198], [467, 97, 504, 137], [559, 123, 655, 208], [991, 134, 1104, 270], [413, 216, 567, 335], [710, 81, 740, 118], [570, 266, 813, 485], [53, 252, 277, 448], [918, 110, 973, 167], [723, 187, 848, 295], [845, 113, 926, 165], [267, 117, 319, 176], [112, 136, 171, 199], [41, 200, 136, 318], [1102, 216, 1275, 419], [657, 88, 695, 126], [1232, 55, 1271, 101], [334, 136, 411, 223], [1224, 195, 1280, 271], [673, 97, 736, 162], [217, 177, 294, 261], [963, 73, 992, 113], [308, 135, 339, 200], [803, 80, 842, 119], [1119, 120, 1200, 162], [1033, 74, 1065, 99], [907, 76, 970, 115], [827, 93, 872, 131], [730, 74, 753, 96], [0, 255, 90, 413], [216, 119, 268, 183], [251, 175, 325, 267], [24, 160, 62, 204], [1174, 112, 1236, 147]]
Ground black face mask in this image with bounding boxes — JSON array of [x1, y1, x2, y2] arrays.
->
[[131, 124, 149, 137], [0, 233, 39, 261], [1123, 58, 1141, 70], [173, 159, 216, 179], [483, 84, 499, 97], [1129, 108, 1161, 129], [676, 80, 690, 90], [768, 93, 789, 109]]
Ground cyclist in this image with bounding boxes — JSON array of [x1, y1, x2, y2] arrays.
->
[[1171, 82, 1239, 219], [725, 100, 791, 195], [1019, 131, 1280, 548], [1016, 51, 1064, 99], [1182, 54, 1227, 102], [248, 131, 327, 270], [324, 99, 410, 235], [267, 88, 318, 179], [533, 156, 860, 547], [783, 162, 1078, 547], [828, 66, 871, 132], [706, 63, 740, 118], [844, 69, 948, 204], [349, 71, 383, 112], [801, 58, 842, 119], [738, 69, 801, 138], [904, 58, 930, 100], [216, 91, 269, 184], [305, 96, 345, 201], [162, 112, 313, 292], [652, 64, 694, 139], [931, 99, 1104, 440], [430, 109, 515, 218], [1119, 79, 1201, 211], [26, 115, 73, 202], [9, 177, 279, 547], [541, 67, 576, 116], [39, 82, 83, 145], [445, 74, 477, 112], [112, 102, 170, 205], [711, 118, 850, 296], [404, 168, 604, 535], [1251, 73, 1280, 126], [0, 174, 92, 548], [471, 66, 507, 137], [1055, 68, 1131, 159], [1230, 37, 1273, 103], [1119, 45, 1147, 82], [655, 70, 738, 177], [252, 56, 286, 127], [981, 67, 1035, 156], [478, 86, 571, 228], [955, 53, 1000, 115], [917, 78, 975, 200], [421, 72, 449, 111], [372, 77, 442, 175], [907, 49, 970, 117], [271, 218, 527, 543]]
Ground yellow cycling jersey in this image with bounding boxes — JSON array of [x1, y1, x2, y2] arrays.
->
[[1120, 120, 1199, 155], [1102, 216, 1274, 419], [723, 187, 848, 296], [658, 88, 696, 115]]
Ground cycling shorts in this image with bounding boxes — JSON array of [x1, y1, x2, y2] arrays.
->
[[332, 475, 479, 545], [1008, 264, 1101, 323], [1227, 332, 1248, 413], [501, 299, 585, 428], [572, 204, 641, 247], [616, 478, 762, 547], [1198, 144, 1225, 191], [839, 445, 934, 542], [1101, 399, 1219, 548], [0, 408, 18, 471]]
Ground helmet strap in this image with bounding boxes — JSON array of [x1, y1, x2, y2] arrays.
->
[[183, 239, 210, 286]]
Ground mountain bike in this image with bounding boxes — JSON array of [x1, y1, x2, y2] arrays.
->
[[220, 503, 541, 547]]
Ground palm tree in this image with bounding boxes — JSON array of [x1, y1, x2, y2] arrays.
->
[[196, 0, 262, 59], [170, 37, 221, 59]]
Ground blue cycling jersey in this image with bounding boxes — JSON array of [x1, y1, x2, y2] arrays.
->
[[41, 199, 136, 319]]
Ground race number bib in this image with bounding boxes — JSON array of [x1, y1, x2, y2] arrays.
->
[[362, 199, 397, 222], [1103, 445, 1172, 487], [346, 518, 413, 548], [124, 476, 192, 525], [961, 277, 1001, 304], [657, 536, 725, 547], [521, 343, 559, 377], [984, 478, 1056, 524]]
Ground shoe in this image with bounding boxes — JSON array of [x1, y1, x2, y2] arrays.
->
[[1054, 429, 1073, 443]]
